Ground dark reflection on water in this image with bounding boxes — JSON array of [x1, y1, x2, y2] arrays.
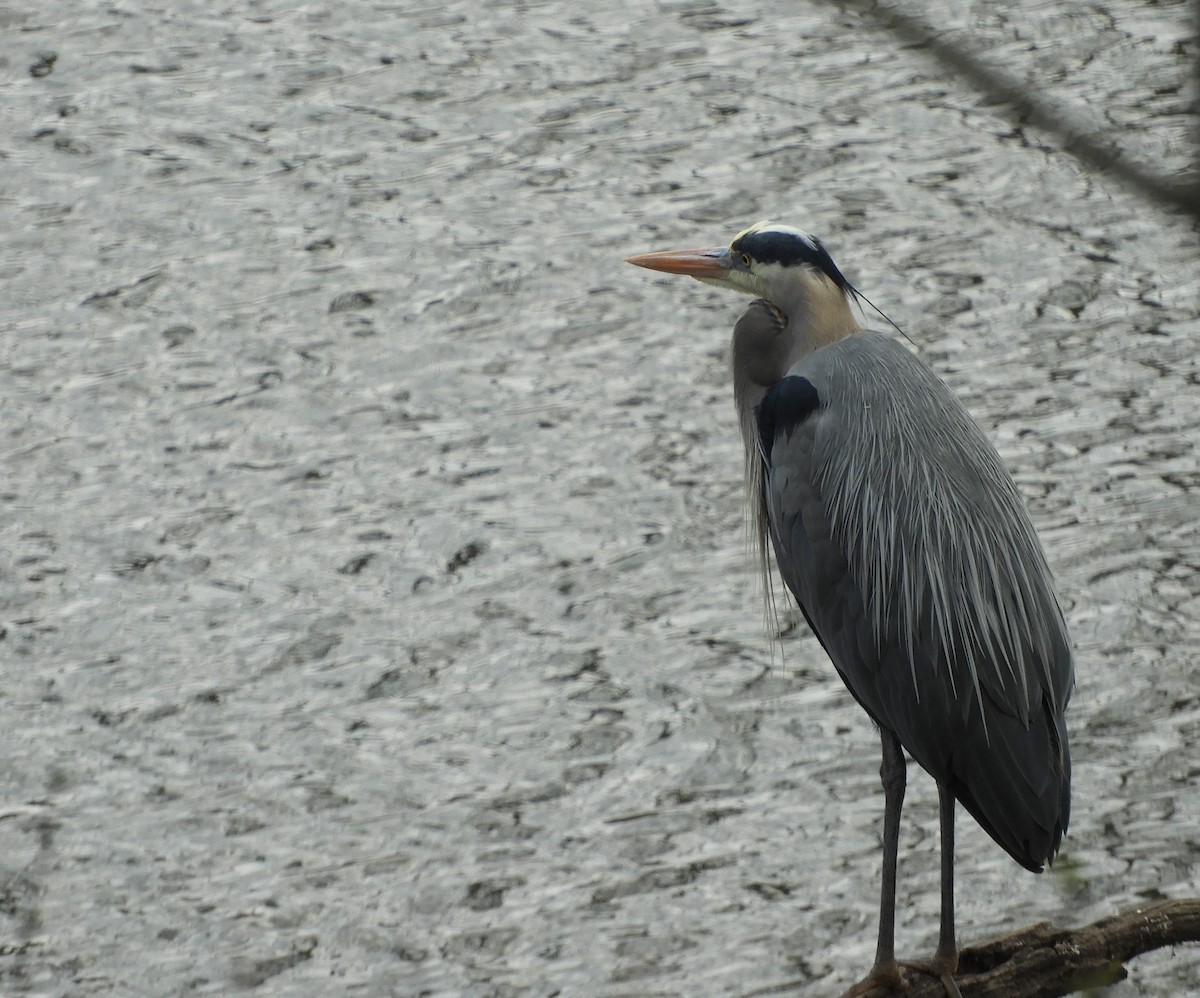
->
[[1, 0, 1197, 994]]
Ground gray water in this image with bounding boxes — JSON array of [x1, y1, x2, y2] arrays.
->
[[1, 1, 1198, 995]]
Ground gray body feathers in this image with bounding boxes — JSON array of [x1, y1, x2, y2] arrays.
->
[[753, 329, 1072, 871]]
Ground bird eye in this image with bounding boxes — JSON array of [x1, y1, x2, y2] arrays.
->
[[741, 253, 752, 268]]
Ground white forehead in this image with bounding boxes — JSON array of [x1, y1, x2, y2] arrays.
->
[[733, 220, 818, 249]]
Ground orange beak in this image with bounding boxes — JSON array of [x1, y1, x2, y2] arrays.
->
[[625, 247, 733, 279]]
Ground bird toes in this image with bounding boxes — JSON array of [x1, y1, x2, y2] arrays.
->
[[840, 960, 909, 997], [896, 956, 962, 998]]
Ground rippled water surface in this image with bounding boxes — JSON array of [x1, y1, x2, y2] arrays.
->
[[1, 0, 1198, 994]]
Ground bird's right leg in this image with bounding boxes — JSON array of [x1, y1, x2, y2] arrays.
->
[[841, 729, 907, 997]]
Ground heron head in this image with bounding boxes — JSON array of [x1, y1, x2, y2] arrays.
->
[[625, 220, 853, 310]]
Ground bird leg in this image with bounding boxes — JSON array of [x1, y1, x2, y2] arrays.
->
[[896, 784, 961, 997], [841, 730, 908, 997], [929, 783, 961, 995]]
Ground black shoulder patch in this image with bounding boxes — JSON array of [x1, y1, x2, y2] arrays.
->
[[756, 376, 820, 462]]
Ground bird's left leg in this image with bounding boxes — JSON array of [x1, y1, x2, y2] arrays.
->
[[897, 783, 962, 997], [840, 730, 908, 997], [933, 781, 958, 981]]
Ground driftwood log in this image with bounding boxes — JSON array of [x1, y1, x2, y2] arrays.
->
[[744, 898, 1200, 997], [884, 899, 1200, 997]]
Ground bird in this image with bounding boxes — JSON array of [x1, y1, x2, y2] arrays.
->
[[626, 221, 1072, 997]]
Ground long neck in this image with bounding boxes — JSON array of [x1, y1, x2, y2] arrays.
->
[[779, 269, 863, 359], [732, 272, 862, 439], [731, 272, 862, 600]]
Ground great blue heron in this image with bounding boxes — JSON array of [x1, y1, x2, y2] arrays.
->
[[627, 222, 1072, 997]]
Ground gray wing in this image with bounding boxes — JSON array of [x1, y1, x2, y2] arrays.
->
[[758, 333, 1071, 871]]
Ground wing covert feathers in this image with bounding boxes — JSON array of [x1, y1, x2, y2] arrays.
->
[[756, 332, 1072, 869]]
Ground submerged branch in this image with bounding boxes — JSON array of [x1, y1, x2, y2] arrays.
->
[[835, 0, 1200, 220]]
